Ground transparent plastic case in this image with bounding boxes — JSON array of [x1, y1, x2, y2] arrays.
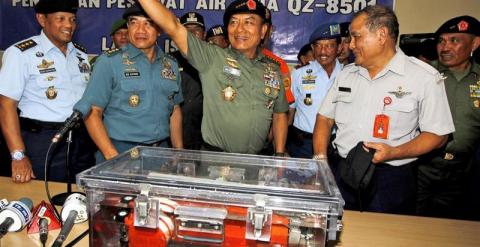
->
[[77, 147, 344, 247]]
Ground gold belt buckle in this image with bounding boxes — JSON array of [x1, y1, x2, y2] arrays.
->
[[444, 153, 454, 160]]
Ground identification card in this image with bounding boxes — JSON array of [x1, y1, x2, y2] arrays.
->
[[373, 114, 389, 139]]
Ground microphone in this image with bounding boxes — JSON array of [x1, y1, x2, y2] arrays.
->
[[0, 198, 33, 239], [0, 198, 8, 211], [51, 110, 83, 143], [39, 217, 49, 246], [52, 193, 87, 247]]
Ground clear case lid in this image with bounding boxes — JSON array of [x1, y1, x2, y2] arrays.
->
[[77, 147, 344, 217]]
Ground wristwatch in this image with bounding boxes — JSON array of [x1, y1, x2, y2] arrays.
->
[[312, 154, 327, 160], [11, 150, 26, 161]]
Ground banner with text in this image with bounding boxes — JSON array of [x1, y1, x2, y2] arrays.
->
[[1, 0, 394, 62]]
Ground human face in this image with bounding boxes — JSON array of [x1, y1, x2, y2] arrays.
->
[[300, 50, 314, 65], [437, 33, 478, 71], [127, 16, 160, 50], [112, 28, 128, 48], [36, 12, 76, 49], [338, 36, 352, 62], [185, 24, 205, 40], [349, 14, 383, 69], [208, 35, 229, 48], [227, 13, 267, 59], [311, 39, 339, 69]]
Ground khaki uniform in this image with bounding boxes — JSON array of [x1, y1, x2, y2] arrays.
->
[[186, 33, 289, 154], [319, 50, 455, 166]]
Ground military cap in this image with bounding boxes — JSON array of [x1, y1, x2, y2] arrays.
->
[[309, 23, 341, 43], [34, 0, 78, 14], [339, 22, 350, 37], [206, 25, 227, 40], [110, 19, 128, 36], [223, 0, 267, 27], [180, 12, 205, 28], [122, 2, 149, 19], [436, 15, 480, 36]]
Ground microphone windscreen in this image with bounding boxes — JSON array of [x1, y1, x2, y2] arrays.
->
[[19, 198, 33, 211]]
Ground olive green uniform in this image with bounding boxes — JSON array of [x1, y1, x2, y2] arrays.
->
[[186, 33, 289, 154], [417, 60, 480, 218]]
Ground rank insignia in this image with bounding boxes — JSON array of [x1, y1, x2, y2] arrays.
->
[[129, 94, 140, 107], [222, 86, 237, 101], [36, 52, 44, 57], [388, 86, 411, 99], [45, 86, 57, 99], [37, 59, 54, 69]]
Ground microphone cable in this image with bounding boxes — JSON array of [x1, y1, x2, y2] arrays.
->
[[44, 142, 61, 220]]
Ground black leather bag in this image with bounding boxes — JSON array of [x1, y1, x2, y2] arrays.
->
[[340, 142, 376, 192]]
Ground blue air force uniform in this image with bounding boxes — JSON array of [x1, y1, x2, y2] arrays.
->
[[74, 44, 183, 161], [0, 31, 95, 181]]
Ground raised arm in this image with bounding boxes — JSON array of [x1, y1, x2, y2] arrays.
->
[[137, 0, 188, 55]]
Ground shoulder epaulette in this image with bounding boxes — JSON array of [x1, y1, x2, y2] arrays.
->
[[14, 39, 37, 52], [408, 56, 438, 75], [104, 48, 121, 57], [73, 42, 87, 53]]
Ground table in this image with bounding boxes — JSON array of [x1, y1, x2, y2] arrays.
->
[[1, 177, 479, 247]]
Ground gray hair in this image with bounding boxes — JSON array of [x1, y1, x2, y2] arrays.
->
[[353, 5, 399, 43]]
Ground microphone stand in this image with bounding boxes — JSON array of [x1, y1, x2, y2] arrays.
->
[[52, 130, 73, 206]]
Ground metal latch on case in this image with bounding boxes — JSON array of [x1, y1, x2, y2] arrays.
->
[[174, 205, 228, 243], [134, 184, 159, 229], [246, 194, 272, 242]]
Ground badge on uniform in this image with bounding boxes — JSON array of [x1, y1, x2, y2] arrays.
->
[[129, 94, 140, 107], [37, 59, 54, 69], [77, 55, 91, 73], [266, 99, 274, 109], [45, 86, 57, 100], [45, 76, 55, 81], [302, 69, 316, 84], [161, 59, 177, 80], [470, 81, 480, 108], [223, 57, 241, 77], [263, 63, 280, 97], [36, 52, 44, 57], [222, 85, 237, 101], [373, 97, 392, 139], [304, 93, 313, 106], [388, 86, 411, 99]]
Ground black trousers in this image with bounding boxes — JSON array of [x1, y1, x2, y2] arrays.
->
[[21, 118, 96, 182], [417, 151, 474, 219], [332, 153, 417, 214]]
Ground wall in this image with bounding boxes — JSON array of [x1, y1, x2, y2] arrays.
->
[[395, 0, 480, 35]]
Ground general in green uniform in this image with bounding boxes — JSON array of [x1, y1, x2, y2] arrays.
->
[[417, 16, 480, 219]]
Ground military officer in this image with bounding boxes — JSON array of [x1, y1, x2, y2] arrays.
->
[[338, 22, 354, 65], [110, 18, 129, 49], [295, 44, 314, 69], [288, 23, 343, 158], [312, 6, 455, 213], [138, 0, 289, 155], [74, 3, 183, 163], [206, 25, 229, 48], [417, 16, 480, 219], [0, 0, 95, 183], [171, 11, 205, 150]]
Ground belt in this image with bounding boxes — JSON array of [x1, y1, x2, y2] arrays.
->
[[292, 126, 313, 139], [117, 138, 169, 148], [201, 142, 225, 152], [20, 117, 64, 131]]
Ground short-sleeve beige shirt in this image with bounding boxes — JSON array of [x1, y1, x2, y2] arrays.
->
[[319, 49, 455, 166]]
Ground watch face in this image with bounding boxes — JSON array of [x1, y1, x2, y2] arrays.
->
[[12, 151, 25, 161]]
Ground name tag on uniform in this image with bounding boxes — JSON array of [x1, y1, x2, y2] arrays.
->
[[124, 72, 140, 77], [39, 68, 56, 74], [339, 87, 351, 92]]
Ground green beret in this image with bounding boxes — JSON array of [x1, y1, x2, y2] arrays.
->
[[223, 0, 267, 27], [34, 0, 78, 14], [436, 15, 480, 36], [110, 19, 128, 36]]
